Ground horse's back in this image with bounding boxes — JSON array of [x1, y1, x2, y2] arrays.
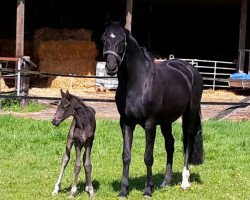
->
[[146, 59, 203, 121]]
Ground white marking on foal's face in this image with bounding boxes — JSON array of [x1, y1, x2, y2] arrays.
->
[[110, 33, 116, 39]]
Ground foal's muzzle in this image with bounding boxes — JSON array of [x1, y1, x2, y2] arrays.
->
[[52, 118, 61, 126]]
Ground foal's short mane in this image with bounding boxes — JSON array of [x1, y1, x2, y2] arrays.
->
[[70, 94, 86, 107]]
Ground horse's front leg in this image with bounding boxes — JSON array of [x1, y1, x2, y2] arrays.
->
[[83, 139, 94, 197], [143, 120, 156, 197], [119, 119, 135, 198], [52, 121, 75, 196]]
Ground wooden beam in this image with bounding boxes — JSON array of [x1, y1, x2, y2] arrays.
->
[[125, 0, 133, 32], [238, 0, 247, 73], [16, 0, 25, 58]]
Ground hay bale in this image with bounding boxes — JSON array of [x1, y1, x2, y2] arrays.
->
[[34, 27, 92, 41], [39, 59, 96, 75], [34, 27, 93, 61], [37, 40, 97, 76], [48, 76, 96, 91], [38, 40, 97, 61]]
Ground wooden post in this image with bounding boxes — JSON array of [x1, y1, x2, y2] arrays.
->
[[16, 0, 25, 58], [125, 0, 133, 32], [238, 0, 247, 73], [16, 0, 28, 107]]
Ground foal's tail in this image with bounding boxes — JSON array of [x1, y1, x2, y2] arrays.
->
[[189, 108, 204, 165]]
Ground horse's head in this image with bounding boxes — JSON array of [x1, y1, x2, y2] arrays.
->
[[52, 89, 77, 126], [102, 22, 127, 76]]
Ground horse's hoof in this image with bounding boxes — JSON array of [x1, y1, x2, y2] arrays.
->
[[181, 183, 191, 190], [118, 191, 127, 199], [52, 191, 58, 196]]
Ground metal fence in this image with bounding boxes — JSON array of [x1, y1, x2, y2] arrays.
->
[[0, 57, 244, 105], [182, 58, 237, 90]]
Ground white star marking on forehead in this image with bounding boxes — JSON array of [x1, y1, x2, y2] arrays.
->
[[110, 33, 116, 39]]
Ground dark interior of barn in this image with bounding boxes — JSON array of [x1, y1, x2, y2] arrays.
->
[[0, 0, 248, 62]]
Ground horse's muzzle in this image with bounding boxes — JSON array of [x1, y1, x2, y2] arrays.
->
[[105, 63, 118, 76], [105, 54, 119, 76]]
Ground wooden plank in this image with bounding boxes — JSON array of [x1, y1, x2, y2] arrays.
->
[[125, 0, 133, 32], [238, 0, 247, 73], [0, 57, 19, 62]]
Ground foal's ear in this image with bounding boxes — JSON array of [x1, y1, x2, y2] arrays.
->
[[60, 89, 65, 98], [65, 90, 70, 99]]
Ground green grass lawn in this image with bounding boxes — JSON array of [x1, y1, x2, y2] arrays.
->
[[0, 115, 249, 200]]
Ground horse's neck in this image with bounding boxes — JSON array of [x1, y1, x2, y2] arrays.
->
[[122, 36, 151, 88]]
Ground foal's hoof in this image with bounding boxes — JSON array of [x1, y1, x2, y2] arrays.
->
[[143, 191, 152, 198], [160, 180, 171, 188], [85, 186, 95, 198]]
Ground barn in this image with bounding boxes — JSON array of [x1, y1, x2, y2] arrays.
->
[[0, 0, 249, 89]]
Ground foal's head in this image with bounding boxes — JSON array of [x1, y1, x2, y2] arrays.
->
[[102, 22, 127, 76], [52, 89, 81, 126]]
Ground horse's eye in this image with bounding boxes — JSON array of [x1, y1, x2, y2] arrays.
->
[[63, 102, 70, 108]]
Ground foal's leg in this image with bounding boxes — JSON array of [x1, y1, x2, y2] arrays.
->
[[160, 123, 175, 188], [143, 120, 156, 197], [70, 144, 82, 198], [119, 119, 135, 198], [83, 139, 94, 197], [52, 121, 75, 195]]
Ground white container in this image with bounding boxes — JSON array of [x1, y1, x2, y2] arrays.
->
[[96, 62, 118, 90]]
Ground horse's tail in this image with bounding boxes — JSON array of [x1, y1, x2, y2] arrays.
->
[[188, 108, 204, 165]]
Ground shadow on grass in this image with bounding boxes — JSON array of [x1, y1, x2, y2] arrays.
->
[[112, 172, 202, 194]]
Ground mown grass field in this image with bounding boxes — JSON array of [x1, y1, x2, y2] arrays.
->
[[0, 115, 249, 200]]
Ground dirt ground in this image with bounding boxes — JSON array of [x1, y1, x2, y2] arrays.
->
[[1, 88, 249, 121]]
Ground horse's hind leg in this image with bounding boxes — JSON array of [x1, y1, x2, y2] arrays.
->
[[160, 122, 175, 188], [52, 139, 73, 195], [70, 144, 82, 198], [182, 104, 203, 190], [83, 140, 94, 197]]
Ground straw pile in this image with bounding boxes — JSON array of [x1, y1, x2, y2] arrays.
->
[[47, 77, 96, 91], [34, 27, 98, 89]]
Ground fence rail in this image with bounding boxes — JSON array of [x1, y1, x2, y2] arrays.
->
[[0, 57, 245, 108], [182, 58, 237, 90]]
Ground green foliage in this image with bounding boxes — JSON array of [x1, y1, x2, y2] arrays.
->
[[0, 116, 249, 200], [1, 98, 47, 112]]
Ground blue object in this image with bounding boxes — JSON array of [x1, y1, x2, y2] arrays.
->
[[230, 73, 250, 80]]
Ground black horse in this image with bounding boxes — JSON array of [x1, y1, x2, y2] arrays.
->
[[102, 22, 204, 197], [51, 89, 96, 198]]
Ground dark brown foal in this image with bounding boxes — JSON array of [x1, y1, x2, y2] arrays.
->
[[51, 89, 96, 198]]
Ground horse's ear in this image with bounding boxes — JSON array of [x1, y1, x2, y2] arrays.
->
[[60, 89, 65, 98], [118, 16, 126, 27], [105, 14, 112, 26]]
